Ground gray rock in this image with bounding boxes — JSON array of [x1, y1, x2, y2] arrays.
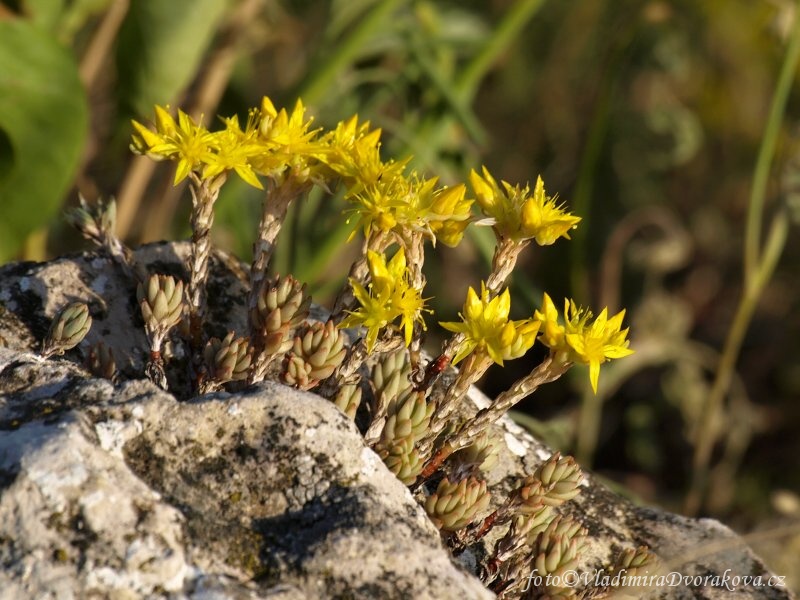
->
[[0, 243, 793, 599]]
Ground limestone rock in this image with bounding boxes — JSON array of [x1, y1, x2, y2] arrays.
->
[[0, 243, 793, 599]]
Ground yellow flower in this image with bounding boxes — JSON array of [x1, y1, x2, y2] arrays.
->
[[339, 247, 428, 351], [348, 173, 474, 247], [131, 106, 216, 184], [203, 114, 265, 189], [534, 292, 566, 351], [408, 179, 474, 247], [251, 97, 322, 181], [319, 115, 382, 183], [469, 167, 580, 245], [535, 293, 634, 393], [440, 284, 539, 366]]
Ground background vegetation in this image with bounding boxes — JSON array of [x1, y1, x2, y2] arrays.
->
[[1, 0, 798, 588]]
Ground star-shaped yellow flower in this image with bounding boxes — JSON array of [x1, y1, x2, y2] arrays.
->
[[535, 293, 634, 393], [469, 167, 580, 245], [339, 247, 428, 351], [440, 284, 539, 366], [131, 106, 216, 184], [203, 114, 265, 189]]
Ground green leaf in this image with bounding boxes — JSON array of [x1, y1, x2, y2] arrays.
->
[[116, 0, 230, 117], [0, 20, 88, 262], [17, 0, 66, 32]]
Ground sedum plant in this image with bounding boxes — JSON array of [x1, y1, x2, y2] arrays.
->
[[49, 95, 639, 599]]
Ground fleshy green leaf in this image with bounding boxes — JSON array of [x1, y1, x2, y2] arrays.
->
[[0, 20, 88, 261], [116, 0, 230, 116]]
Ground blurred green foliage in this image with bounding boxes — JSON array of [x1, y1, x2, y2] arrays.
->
[[1, 0, 799, 584]]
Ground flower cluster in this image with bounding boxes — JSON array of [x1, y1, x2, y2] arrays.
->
[[45, 93, 643, 600], [440, 283, 539, 366], [535, 293, 634, 393], [469, 167, 581, 245], [339, 247, 428, 351], [131, 98, 321, 188]]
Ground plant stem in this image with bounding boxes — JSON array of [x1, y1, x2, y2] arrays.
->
[[744, 11, 800, 282], [248, 178, 307, 316], [685, 12, 800, 514], [188, 175, 224, 352]]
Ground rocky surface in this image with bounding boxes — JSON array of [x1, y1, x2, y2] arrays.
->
[[0, 243, 794, 599]]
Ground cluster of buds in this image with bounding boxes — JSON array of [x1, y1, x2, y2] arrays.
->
[[138, 274, 184, 389], [282, 320, 346, 390], [374, 388, 433, 484], [41, 302, 92, 359], [85, 341, 116, 381], [202, 332, 252, 392], [249, 274, 311, 383], [424, 476, 492, 532]]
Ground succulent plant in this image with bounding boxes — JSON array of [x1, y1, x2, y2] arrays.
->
[[250, 274, 310, 356], [609, 545, 658, 579], [371, 348, 412, 408], [41, 302, 93, 359], [451, 431, 500, 474], [282, 353, 314, 390], [85, 341, 116, 380], [380, 388, 433, 447], [65, 196, 139, 280], [424, 476, 491, 531], [333, 381, 362, 420], [65, 195, 116, 245], [283, 320, 346, 390], [534, 453, 583, 507], [530, 515, 588, 578], [378, 438, 424, 485], [137, 274, 184, 349], [204, 332, 252, 384]]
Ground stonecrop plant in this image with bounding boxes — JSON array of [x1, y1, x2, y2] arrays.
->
[[52, 97, 642, 599]]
